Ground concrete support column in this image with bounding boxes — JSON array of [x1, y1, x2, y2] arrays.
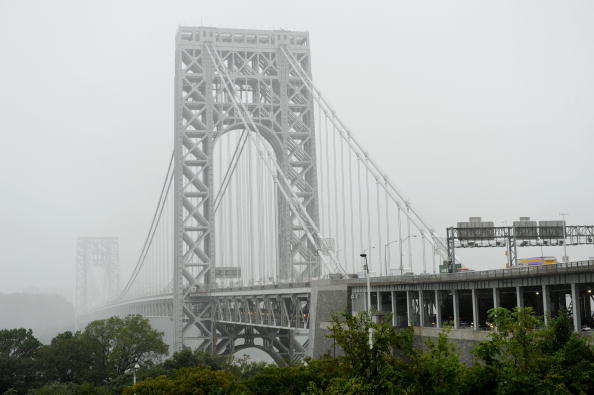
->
[[453, 290, 460, 329], [391, 291, 397, 327], [571, 283, 581, 332], [472, 288, 479, 330], [542, 284, 550, 325], [419, 290, 425, 327], [516, 286, 524, 308], [493, 288, 500, 309], [377, 292, 382, 312], [435, 290, 442, 328], [406, 291, 414, 327]]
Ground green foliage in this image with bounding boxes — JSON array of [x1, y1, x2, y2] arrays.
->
[[37, 331, 94, 384], [29, 381, 111, 395], [469, 307, 594, 394], [82, 314, 168, 381], [123, 367, 244, 395], [243, 364, 325, 395], [326, 311, 412, 390], [33, 314, 168, 390], [404, 328, 468, 394], [162, 348, 234, 371], [0, 328, 42, 394], [310, 376, 378, 394], [3, 309, 593, 394]]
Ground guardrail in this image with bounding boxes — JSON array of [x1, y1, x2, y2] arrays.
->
[[351, 260, 594, 285]]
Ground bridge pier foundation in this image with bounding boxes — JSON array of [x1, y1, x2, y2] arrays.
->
[[418, 290, 425, 327], [406, 291, 414, 326], [493, 288, 500, 309], [435, 290, 442, 328], [391, 291, 397, 326], [453, 290, 460, 329], [516, 286, 524, 307], [471, 288, 479, 330], [542, 285, 550, 324], [571, 283, 582, 331]]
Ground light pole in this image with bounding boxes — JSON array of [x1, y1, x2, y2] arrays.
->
[[133, 362, 140, 392], [385, 235, 418, 275], [560, 213, 568, 262], [362, 246, 375, 275], [384, 240, 399, 276], [360, 253, 373, 349]]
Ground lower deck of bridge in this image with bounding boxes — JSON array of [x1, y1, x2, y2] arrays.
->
[[353, 282, 594, 332]]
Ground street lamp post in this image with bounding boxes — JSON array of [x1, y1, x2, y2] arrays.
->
[[360, 253, 373, 349], [384, 240, 399, 276], [361, 246, 375, 275], [385, 235, 418, 275], [133, 362, 140, 391]]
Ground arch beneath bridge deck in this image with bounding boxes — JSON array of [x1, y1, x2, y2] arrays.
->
[[231, 343, 287, 367]]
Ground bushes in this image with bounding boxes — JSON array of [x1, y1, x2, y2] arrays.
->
[[124, 367, 244, 395], [2, 309, 593, 394]]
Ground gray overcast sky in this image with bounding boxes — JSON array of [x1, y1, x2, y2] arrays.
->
[[1, 0, 593, 299]]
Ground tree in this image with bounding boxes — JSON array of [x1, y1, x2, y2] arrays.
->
[[29, 382, 110, 395], [243, 365, 320, 395], [470, 307, 594, 394], [81, 315, 168, 383], [540, 310, 594, 394], [162, 348, 234, 372], [0, 328, 42, 393], [329, 312, 414, 389], [404, 328, 468, 394], [37, 331, 93, 384], [124, 367, 245, 395]]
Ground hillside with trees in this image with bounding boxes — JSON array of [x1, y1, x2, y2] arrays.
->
[[0, 292, 74, 343]]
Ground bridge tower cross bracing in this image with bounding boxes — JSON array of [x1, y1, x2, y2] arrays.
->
[[173, 27, 321, 351], [75, 237, 119, 329]]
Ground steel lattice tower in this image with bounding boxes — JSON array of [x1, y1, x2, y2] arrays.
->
[[75, 237, 119, 326], [173, 27, 320, 351]]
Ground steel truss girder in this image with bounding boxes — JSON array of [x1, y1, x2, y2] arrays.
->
[[173, 27, 321, 352], [212, 293, 310, 330]]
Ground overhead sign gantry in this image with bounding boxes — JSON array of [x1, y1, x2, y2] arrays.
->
[[443, 217, 594, 272]]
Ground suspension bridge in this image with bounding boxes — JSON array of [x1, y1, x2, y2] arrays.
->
[[75, 27, 594, 365]]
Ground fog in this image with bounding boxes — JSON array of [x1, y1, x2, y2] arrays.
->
[[1, 0, 593, 301]]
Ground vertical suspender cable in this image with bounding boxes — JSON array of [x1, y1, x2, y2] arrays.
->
[[348, 143, 355, 273], [225, 136, 232, 277], [407, 207, 412, 273], [325, 116, 332, 245], [248, 138, 255, 285], [365, 167, 372, 272], [376, 179, 383, 276], [340, 129, 347, 269], [257, 150, 263, 283], [422, 233, 426, 273], [273, 173, 280, 281], [332, 124, 339, 257], [398, 206, 403, 275], [236, 137, 243, 285], [357, 157, 363, 261], [317, 104, 325, 236], [218, 136, 224, 271], [385, 190, 390, 276]]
